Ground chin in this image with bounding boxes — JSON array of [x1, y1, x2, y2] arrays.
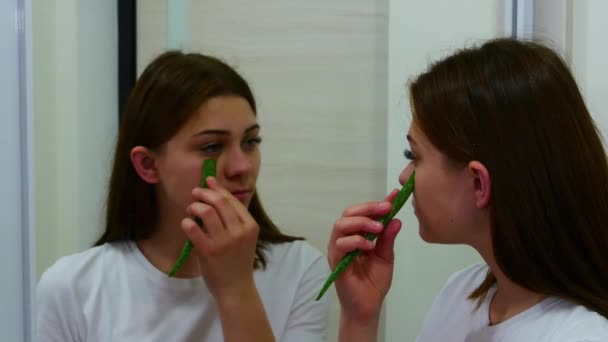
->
[[418, 225, 445, 244], [418, 226, 435, 243], [419, 226, 465, 245]]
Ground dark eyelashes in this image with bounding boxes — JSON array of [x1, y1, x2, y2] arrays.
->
[[404, 149, 416, 161]]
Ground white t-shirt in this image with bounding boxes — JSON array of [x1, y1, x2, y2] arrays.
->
[[416, 263, 608, 342], [37, 240, 330, 342]]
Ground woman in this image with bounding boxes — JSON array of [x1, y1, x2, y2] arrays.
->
[[37, 51, 330, 341], [330, 38, 608, 341]]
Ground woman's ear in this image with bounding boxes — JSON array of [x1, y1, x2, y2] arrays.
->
[[130, 146, 160, 184], [468, 161, 491, 208]]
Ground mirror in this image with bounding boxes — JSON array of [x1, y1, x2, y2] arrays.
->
[[31, 1, 608, 341], [32, 1, 389, 340]]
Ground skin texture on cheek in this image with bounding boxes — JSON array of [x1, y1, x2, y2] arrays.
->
[[407, 123, 488, 245], [410, 156, 465, 243], [160, 152, 199, 209]]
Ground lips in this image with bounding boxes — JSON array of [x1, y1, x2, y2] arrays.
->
[[231, 190, 251, 201]]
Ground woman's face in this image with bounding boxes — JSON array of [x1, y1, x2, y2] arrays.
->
[[400, 121, 489, 246], [152, 96, 261, 219]]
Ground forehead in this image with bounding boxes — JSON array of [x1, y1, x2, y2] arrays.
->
[[184, 96, 257, 132]]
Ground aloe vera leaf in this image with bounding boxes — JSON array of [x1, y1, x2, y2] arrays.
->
[[315, 171, 415, 300], [167, 159, 217, 277]]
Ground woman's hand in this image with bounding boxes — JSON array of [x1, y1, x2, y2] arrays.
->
[[329, 190, 403, 328], [182, 177, 274, 342], [181, 176, 259, 301]]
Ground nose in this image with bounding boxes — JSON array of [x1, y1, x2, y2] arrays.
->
[[398, 163, 415, 186], [222, 145, 254, 180]]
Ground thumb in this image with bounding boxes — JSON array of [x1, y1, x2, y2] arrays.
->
[[374, 219, 402, 263], [181, 218, 210, 255]]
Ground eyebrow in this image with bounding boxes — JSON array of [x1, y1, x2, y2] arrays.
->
[[192, 124, 260, 137], [407, 134, 416, 145]]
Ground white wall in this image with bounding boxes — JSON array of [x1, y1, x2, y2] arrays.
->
[[0, 1, 25, 339], [385, 1, 506, 341], [570, 0, 608, 139], [1, 0, 35, 340], [531, 0, 608, 147], [533, 0, 568, 56], [32, 0, 118, 278], [533, 0, 608, 138]]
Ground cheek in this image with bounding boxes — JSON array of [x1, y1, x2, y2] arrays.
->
[[413, 173, 455, 225], [189, 160, 206, 185], [164, 158, 205, 198], [250, 153, 261, 178], [415, 177, 476, 243], [179, 161, 210, 210]]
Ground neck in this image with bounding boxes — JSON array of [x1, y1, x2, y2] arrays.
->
[[474, 236, 547, 325], [136, 202, 201, 278]]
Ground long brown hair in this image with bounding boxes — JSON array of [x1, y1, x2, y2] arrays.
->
[[95, 51, 302, 268], [409, 38, 608, 318]]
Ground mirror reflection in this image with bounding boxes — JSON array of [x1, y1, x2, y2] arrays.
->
[[31, 1, 608, 341]]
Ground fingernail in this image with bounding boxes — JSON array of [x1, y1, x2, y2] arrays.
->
[[182, 219, 193, 233], [372, 221, 384, 230], [379, 202, 392, 210]]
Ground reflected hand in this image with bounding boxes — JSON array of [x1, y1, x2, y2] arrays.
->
[[181, 177, 259, 301]]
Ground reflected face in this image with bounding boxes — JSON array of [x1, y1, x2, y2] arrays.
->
[[153, 96, 261, 217], [399, 122, 483, 245]]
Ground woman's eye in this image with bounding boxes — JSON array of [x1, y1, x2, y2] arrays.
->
[[200, 143, 222, 154], [243, 136, 262, 150], [404, 149, 416, 161]]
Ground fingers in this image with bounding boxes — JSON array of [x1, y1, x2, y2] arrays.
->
[[341, 201, 392, 220], [329, 216, 383, 260], [205, 177, 256, 230], [373, 219, 402, 263], [330, 200, 392, 243], [384, 188, 399, 202], [191, 178, 241, 231], [186, 202, 225, 238], [334, 216, 384, 237], [181, 216, 212, 252], [334, 235, 375, 254], [187, 177, 259, 245], [328, 190, 403, 266]]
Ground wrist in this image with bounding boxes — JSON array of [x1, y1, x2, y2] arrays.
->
[[339, 310, 380, 342], [213, 280, 275, 342], [340, 300, 383, 327], [213, 277, 258, 311]]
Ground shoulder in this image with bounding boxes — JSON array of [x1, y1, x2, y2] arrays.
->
[[446, 262, 489, 285], [36, 242, 130, 339], [415, 263, 490, 341], [256, 240, 329, 291], [256, 241, 330, 338], [423, 263, 489, 318], [263, 240, 328, 274], [37, 242, 129, 296], [439, 262, 490, 298], [542, 300, 608, 341]]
